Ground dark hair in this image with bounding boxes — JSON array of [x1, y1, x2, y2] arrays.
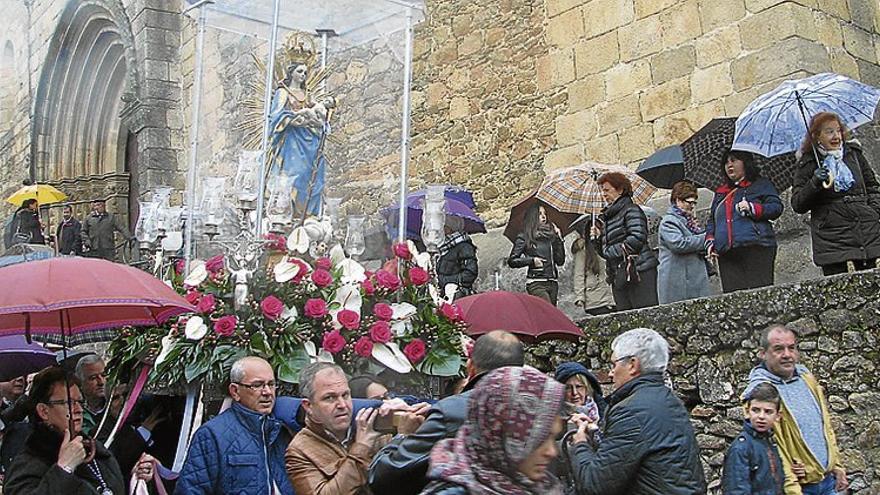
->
[[21, 199, 37, 209], [471, 330, 524, 373], [670, 180, 698, 204], [759, 323, 797, 350], [283, 61, 308, 90], [28, 367, 80, 424], [521, 203, 546, 247], [745, 382, 780, 410], [349, 375, 385, 399], [722, 150, 761, 186], [801, 112, 850, 156], [62, 204, 73, 212], [597, 172, 633, 196]]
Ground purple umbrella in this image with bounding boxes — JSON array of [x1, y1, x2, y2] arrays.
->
[[382, 190, 486, 241], [0, 335, 57, 381]]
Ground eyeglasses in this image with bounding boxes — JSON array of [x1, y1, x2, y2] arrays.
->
[[683, 198, 698, 205], [234, 381, 277, 392], [43, 399, 86, 407], [612, 355, 635, 366]]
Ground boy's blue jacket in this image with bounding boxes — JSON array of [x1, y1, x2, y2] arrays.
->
[[721, 420, 785, 495]]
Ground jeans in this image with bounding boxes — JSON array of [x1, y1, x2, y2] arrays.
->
[[801, 473, 837, 495]]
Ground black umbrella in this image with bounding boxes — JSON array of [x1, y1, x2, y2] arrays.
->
[[681, 118, 798, 191], [636, 145, 684, 189]]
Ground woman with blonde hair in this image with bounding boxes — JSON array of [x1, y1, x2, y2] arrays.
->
[[791, 111, 880, 275]]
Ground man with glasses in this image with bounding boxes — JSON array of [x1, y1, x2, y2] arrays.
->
[[176, 356, 294, 494], [568, 328, 705, 494], [743, 324, 848, 495]]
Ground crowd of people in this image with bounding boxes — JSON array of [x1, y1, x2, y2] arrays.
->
[[0, 324, 849, 494], [3, 197, 133, 261], [508, 112, 880, 312]]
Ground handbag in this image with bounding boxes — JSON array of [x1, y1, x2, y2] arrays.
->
[[612, 244, 641, 288]]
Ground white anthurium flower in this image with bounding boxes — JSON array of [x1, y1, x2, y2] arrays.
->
[[391, 319, 412, 337], [280, 305, 298, 323], [428, 284, 442, 306], [154, 331, 177, 366], [372, 343, 413, 374], [333, 284, 363, 314], [338, 258, 366, 284], [183, 260, 208, 287], [406, 239, 420, 255], [443, 283, 458, 303], [273, 257, 302, 283], [390, 302, 417, 321], [287, 227, 310, 254], [184, 316, 208, 341], [304, 341, 335, 364], [414, 251, 431, 269], [329, 244, 346, 267]]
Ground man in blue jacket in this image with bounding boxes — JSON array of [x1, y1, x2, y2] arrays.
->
[[175, 356, 294, 494]]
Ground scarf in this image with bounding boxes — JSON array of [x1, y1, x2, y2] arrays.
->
[[818, 145, 854, 192], [427, 367, 565, 495], [671, 205, 704, 235], [535, 223, 556, 240], [438, 231, 472, 258]]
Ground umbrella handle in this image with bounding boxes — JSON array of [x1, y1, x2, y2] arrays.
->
[[822, 170, 835, 190]]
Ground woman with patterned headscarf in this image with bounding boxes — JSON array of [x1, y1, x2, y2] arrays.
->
[[420, 366, 566, 495]]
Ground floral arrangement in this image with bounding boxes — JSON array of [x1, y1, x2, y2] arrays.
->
[[108, 233, 469, 389]]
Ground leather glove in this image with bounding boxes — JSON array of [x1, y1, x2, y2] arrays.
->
[[812, 166, 831, 186]]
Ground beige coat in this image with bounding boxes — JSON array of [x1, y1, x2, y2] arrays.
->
[[285, 418, 375, 495], [572, 238, 614, 310]]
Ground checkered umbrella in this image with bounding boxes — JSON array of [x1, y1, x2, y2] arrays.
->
[[682, 118, 798, 191], [535, 162, 657, 214]]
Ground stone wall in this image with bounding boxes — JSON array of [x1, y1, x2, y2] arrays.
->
[[529, 268, 880, 493]]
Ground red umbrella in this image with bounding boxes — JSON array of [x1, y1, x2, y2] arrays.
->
[[456, 291, 583, 343], [503, 191, 580, 243], [0, 257, 194, 345]]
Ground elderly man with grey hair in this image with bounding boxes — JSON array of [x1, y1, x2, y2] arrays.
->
[[568, 328, 706, 494], [175, 356, 294, 494]]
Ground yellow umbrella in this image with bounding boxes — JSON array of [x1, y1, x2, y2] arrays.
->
[[5, 184, 68, 206]]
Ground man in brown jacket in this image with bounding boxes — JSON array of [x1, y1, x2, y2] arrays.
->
[[285, 363, 385, 495]]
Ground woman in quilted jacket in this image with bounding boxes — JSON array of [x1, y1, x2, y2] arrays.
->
[[706, 150, 783, 293]]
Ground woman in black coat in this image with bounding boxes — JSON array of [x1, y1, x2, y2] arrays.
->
[[436, 216, 478, 299], [592, 172, 658, 310], [791, 111, 880, 276], [15, 199, 45, 245], [508, 203, 566, 305]]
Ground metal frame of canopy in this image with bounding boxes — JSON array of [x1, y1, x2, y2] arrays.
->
[[180, 0, 425, 271]]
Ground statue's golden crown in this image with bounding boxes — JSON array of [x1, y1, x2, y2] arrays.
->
[[283, 33, 318, 68]]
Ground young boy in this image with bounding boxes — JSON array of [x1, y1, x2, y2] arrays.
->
[[721, 382, 785, 494]]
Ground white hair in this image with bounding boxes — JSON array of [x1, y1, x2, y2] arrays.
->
[[611, 328, 669, 374], [229, 356, 272, 384], [74, 354, 104, 381]]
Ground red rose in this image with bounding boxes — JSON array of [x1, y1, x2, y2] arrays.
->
[[304, 298, 328, 319], [213, 315, 237, 336], [196, 293, 216, 314], [393, 242, 412, 260], [290, 258, 310, 284], [322, 331, 346, 354], [205, 254, 225, 274], [354, 336, 374, 357], [403, 339, 427, 363], [408, 267, 430, 286], [263, 233, 286, 252], [369, 321, 392, 343], [314, 257, 332, 270], [311, 269, 334, 288], [372, 303, 393, 321], [260, 295, 285, 321], [439, 302, 461, 321], [336, 309, 360, 330], [185, 290, 201, 305], [361, 279, 376, 295], [375, 270, 401, 291], [175, 259, 186, 275]]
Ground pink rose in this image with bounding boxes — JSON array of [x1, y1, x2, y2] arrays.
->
[[322, 331, 346, 354], [185, 290, 201, 305], [354, 336, 374, 358], [290, 258, 310, 284], [408, 267, 430, 286], [304, 298, 328, 319], [439, 302, 461, 322], [205, 254, 225, 274], [337, 309, 361, 330], [311, 269, 334, 288], [372, 303, 393, 321], [375, 270, 401, 291], [314, 257, 332, 270], [369, 321, 392, 343], [175, 259, 186, 275], [403, 339, 427, 363], [213, 315, 237, 336], [260, 295, 285, 321], [393, 242, 412, 260], [263, 233, 286, 252], [361, 279, 376, 296], [196, 293, 216, 314]]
